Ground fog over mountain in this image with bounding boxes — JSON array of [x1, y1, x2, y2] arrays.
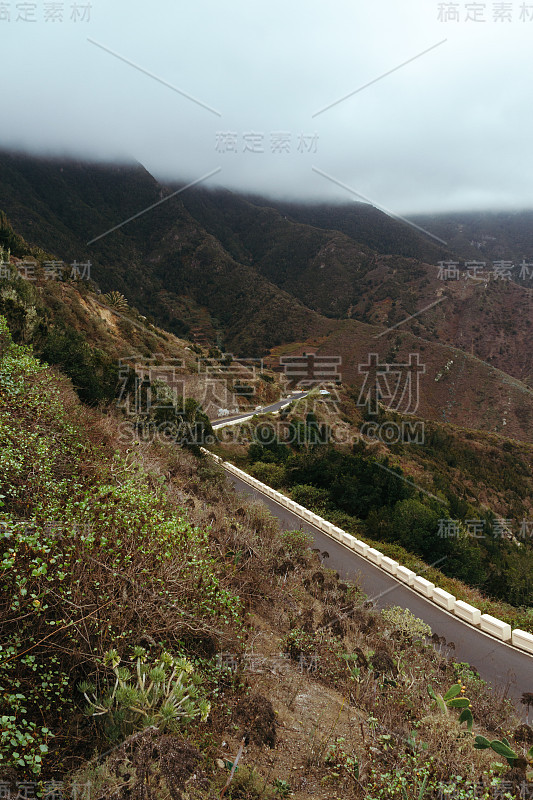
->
[[2, 0, 533, 214]]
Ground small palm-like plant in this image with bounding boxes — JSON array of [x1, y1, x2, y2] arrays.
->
[[103, 291, 128, 311], [78, 647, 210, 740]]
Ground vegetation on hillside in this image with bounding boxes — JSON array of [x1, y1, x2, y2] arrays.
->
[[2, 315, 532, 798], [1, 168, 533, 798], [219, 398, 533, 621], [0, 316, 241, 777]]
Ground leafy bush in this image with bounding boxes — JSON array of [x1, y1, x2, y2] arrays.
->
[[278, 529, 313, 559], [283, 628, 316, 662], [249, 461, 286, 489], [224, 765, 276, 799], [0, 710, 52, 776], [290, 483, 330, 511], [381, 607, 432, 641]]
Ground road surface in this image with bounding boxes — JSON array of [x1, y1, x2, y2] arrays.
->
[[225, 470, 532, 718], [211, 392, 309, 428]]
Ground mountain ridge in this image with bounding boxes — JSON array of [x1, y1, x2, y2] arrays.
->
[[2, 148, 533, 443]]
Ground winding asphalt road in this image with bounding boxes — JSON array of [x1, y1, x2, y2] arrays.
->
[[210, 392, 309, 428], [225, 470, 532, 719]]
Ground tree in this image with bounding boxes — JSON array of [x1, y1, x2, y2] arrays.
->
[[40, 325, 118, 405]]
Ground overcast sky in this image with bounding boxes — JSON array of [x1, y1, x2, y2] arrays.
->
[[2, 0, 533, 213]]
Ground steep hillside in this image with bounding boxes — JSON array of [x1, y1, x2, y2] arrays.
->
[[0, 216, 287, 421], [1, 315, 530, 798], [0, 150, 330, 352], [248, 196, 449, 263], [412, 209, 533, 278], [269, 315, 533, 444], [2, 149, 533, 444], [331, 253, 533, 386]]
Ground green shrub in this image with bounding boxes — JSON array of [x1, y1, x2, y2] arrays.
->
[[226, 765, 276, 799], [381, 607, 432, 641], [249, 461, 286, 489], [290, 483, 330, 511], [279, 529, 313, 559]]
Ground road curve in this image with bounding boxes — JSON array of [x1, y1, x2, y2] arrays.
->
[[225, 470, 532, 718], [211, 393, 309, 428]]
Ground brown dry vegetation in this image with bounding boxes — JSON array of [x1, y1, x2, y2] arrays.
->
[[61, 415, 527, 799], [1, 321, 532, 800]]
